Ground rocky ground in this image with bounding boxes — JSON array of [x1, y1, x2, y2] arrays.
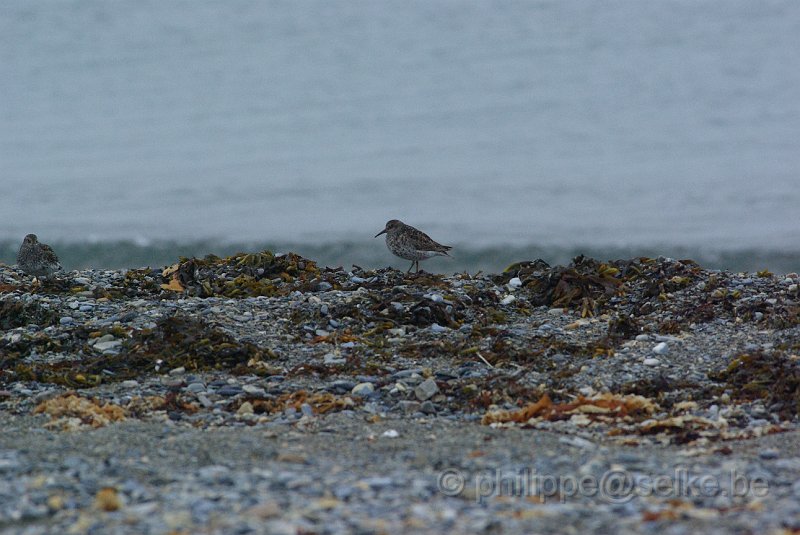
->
[[1, 251, 799, 534]]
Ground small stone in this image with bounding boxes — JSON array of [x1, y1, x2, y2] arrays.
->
[[643, 358, 660, 367], [774, 458, 800, 471], [508, 277, 522, 288], [351, 383, 375, 396], [237, 402, 254, 415], [381, 430, 399, 439], [169, 366, 186, 376], [198, 465, 231, 484], [316, 282, 333, 292], [323, 353, 346, 365], [565, 319, 589, 330], [362, 476, 395, 490], [59, 316, 74, 325], [759, 448, 779, 460], [397, 401, 421, 414], [217, 385, 243, 397], [548, 308, 565, 316], [419, 401, 436, 414], [94, 487, 121, 512], [186, 382, 206, 393], [121, 380, 139, 388], [634, 334, 651, 342], [652, 342, 669, 355], [414, 378, 439, 401], [329, 380, 356, 393], [559, 436, 595, 449], [242, 384, 267, 396], [94, 340, 122, 352], [392, 369, 423, 379], [430, 323, 448, 333], [500, 295, 516, 305]]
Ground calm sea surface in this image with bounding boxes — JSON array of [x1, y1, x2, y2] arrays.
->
[[1, 1, 799, 271]]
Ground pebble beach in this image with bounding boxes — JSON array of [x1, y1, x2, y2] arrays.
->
[[1, 251, 799, 534]]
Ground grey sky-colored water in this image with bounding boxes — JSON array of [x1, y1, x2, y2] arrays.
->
[[1, 0, 799, 253]]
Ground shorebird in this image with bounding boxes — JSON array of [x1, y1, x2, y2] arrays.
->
[[17, 234, 62, 280], [374, 219, 451, 273]]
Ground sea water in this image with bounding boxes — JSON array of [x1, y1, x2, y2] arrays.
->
[[2, 1, 799, 272]]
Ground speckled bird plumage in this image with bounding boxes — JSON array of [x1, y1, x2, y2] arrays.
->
[[17, 234, 62, 278], [375, 219, 451, 273]]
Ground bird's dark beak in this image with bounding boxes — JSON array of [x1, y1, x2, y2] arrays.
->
[[374, 229, 386, 238]]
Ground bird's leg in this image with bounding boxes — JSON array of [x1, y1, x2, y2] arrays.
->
[[415, 261, 420, 274], [407, 261, 414, 274]]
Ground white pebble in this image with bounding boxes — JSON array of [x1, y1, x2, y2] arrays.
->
[[643, 358, 660, 367], [323, 353, 346, 365], [508, 277, 522, 288], [500, 295, 516, 305], [351, 383, 374, 396], [381, 429, 400, 438], [652, 342, 669, 355]]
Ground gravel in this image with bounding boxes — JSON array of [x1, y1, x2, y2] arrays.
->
[[1, 255, 799, 534]]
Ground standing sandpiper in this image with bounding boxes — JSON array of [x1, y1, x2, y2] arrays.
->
[[374, 219, 452, 273], [17, 234, 62, 280]]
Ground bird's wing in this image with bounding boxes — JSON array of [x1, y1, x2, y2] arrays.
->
[[40, 244, 61, 263], [408, 227, 451, 253]]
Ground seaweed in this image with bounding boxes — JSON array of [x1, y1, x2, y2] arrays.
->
[[709, 351, 800, 419], [162, 251, 321, 298], [607, 314, 641, 341], [493, 259, 551, 285], [1, 315, 274, 387], [0, 299, 60, 329], [234, 390, 356, 416], [522, 256, 623, 316]]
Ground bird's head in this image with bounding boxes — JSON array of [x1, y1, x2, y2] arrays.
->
[[374, 219, 403, 238]]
